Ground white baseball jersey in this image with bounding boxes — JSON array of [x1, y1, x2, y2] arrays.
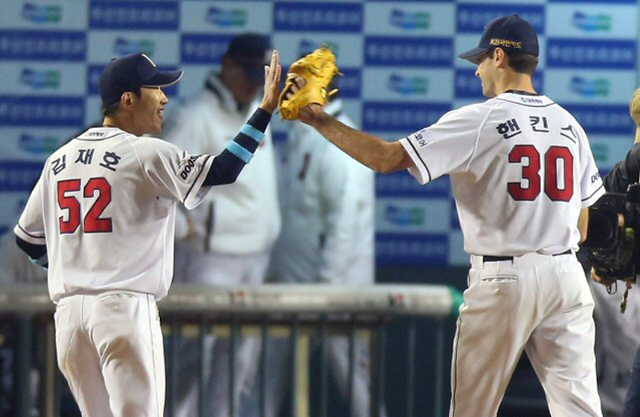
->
[[14, 127, 214, 302], [400, 92, 605, 256]]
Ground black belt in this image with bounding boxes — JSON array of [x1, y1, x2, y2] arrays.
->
[[482, 249, 572, 263]]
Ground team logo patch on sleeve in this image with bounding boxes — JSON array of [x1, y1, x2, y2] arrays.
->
[[179, 155, 201, 180]]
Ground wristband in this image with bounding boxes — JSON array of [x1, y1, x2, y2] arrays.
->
[[226, 141, 253, 163]]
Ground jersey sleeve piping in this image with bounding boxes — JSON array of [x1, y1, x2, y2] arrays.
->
[[495, 97, 557, 108], [403, 139, 431, 182], [582, 183, 605, 206], [14, 224, 46, 244], [76, 131, 127, 141]]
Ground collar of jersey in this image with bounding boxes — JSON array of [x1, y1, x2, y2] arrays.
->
[[495, 93, 555, 107], [76, 126, 126, 141], [504, 89, 539, 96]]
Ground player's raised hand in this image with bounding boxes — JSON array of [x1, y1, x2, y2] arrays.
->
[[260, 50, 281, 114]]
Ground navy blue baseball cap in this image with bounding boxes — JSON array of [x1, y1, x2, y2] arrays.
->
[[458, 15, 539, 64], [99, 53, 183, 107], [224, 33, 272, 81]]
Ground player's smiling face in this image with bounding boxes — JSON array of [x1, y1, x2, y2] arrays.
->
[[134, 86, 168, 135]]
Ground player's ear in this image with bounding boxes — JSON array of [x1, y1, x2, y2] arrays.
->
[[494, 48, 508, 67], [121, 92, 136, 109]]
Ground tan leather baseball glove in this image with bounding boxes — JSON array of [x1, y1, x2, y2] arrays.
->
[[278, 47, 341, 120]]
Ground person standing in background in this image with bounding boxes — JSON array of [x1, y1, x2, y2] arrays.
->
[[589, 279, 640, 417], [251, 91, 383, 417], [589, 88, 640, 417], [163, 33, 281, 417]]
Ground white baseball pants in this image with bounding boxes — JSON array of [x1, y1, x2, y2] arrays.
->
[[54, 292, 165, 417], [450, 252, 603, 417]]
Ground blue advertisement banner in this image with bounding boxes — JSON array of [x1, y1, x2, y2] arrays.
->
[[274, 2, 363, 32], [0, 96, 85, 127], [336, 68, 362, 99], [89, 1, 180, 30], [365, 36, 453, 67], [564, 104, 635, 134], [0, 30, 86, 61], [376, 173, 450, 199], [362, 102, 451, 132], [0, 161, 44, 192], [181, 34, 240, 63], [546, 39, 636, 68], [0, 0, 638, 267], [376, 233, 449, 266], [456, 4, 545, 33]]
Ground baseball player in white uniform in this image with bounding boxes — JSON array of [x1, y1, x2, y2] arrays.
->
[[13, 51, 281, 417], [260, 97, 380, 417], [283, 15, 605, 417]]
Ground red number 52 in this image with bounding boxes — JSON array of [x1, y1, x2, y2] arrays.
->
[[57, 177, 113, 234], [507, 145, 574, 202]]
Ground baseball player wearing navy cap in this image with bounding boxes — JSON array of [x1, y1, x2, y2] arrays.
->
[[14, 51, 281, 417], [283, 14, 604, 417]]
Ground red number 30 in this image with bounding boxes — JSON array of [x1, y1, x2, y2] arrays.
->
[[507, 145, 574, 202], [57, 177, 113, 234]]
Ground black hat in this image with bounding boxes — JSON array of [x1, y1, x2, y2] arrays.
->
[[99, 53, 183, 107], [224, 33, 272, 80], [458, 15, 539, 63]]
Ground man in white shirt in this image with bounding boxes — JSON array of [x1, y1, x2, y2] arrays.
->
[[260, 96, 381, 417], [282, 15, 604, 417], [163, 34, 281, 417], [14, 50, 281, 417]]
